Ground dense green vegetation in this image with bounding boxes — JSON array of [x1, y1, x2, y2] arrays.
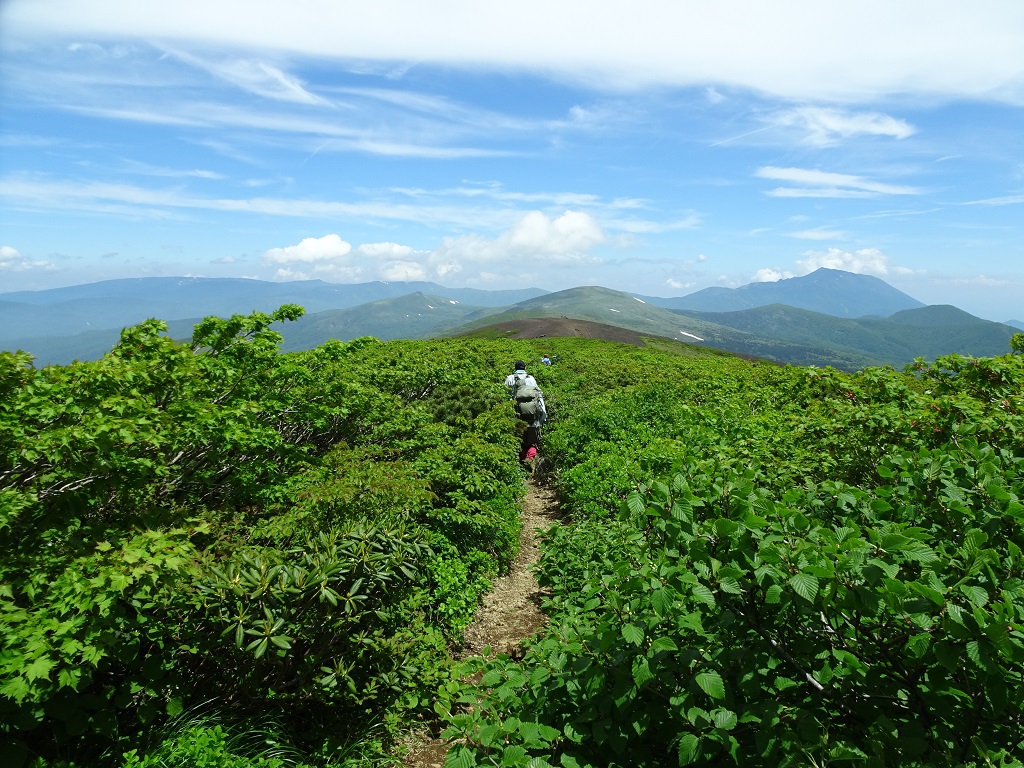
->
[[2, 306, 1022, 767], [444, 335, 1024, 766], [0, 306, 537, 766]]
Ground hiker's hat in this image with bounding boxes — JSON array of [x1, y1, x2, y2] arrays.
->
[[514, 360, 526, 371]]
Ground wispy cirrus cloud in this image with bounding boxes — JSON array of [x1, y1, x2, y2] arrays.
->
[[787, 226, 847, 240], [768, 107, 915, 146], [118, 160, 225, 180], [963, 193, 1024, 206], [937, 274, 1011, 286], [0, 174, 685, 238], [164, 48, 331, 105], [0, 174, 517, 228], [756, 166, 921, 198], [603, 212, 701, 234], [4, 44, 546, 160]]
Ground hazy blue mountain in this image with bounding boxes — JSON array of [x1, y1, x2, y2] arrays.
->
[[0, 277, 546, 342], [443, 286, 882, 370], [277, 293, 498, 352], [11, 292, 495, 366], [643, 268, 925, 318], [4, 273, 1016, 371], [672, 303, 1019, 366], [1003, 319, 1024, 330], [9, 318, 201, 368]]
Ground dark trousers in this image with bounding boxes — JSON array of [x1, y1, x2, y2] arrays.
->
[[521, 425, 541, 456]]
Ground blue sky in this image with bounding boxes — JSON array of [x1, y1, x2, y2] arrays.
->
[[2, 0, 1023, 321]]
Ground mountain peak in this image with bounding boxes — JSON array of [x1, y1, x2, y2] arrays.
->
[[652, 269, 924, 318]]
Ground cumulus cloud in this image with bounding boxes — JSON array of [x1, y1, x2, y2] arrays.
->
[[433, 210, 605, 270], [795, 247, 893, 276], [262, 235, 435, 283], [354, 242, 417, 259], [0, 245, 57, 272], [263, 234, 352, 264], [380, 261, 428, 281], [750, 247, 905, 284], [752, 268, 790, 283], [665, 278, 695, 289], [769, 107, 915, 146], [258, 213, 606, 287]]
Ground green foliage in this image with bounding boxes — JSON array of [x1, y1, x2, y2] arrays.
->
[[121, 724, 314, 768], [0, 312, 532, 765], [199, 522, 433, 707], [8, 317, 1023, 767], [444, 341, 1024, 767]]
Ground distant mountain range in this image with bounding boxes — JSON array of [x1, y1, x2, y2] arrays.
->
[[1, 269, 1018, 370], [640, 268, 925, 317], [0, 277, 544, 343]]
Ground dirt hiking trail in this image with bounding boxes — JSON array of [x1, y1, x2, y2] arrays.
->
[[401, 477, 562, 768]]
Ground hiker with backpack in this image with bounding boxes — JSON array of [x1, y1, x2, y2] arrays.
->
[[504, 360, 547, 464]]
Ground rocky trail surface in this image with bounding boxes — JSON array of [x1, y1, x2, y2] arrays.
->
[[401, 478, 562, 768]]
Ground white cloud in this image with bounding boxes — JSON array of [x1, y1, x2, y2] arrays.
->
[[380, 261, 428, 281], [752, 268, 791, 283], [165, 48, 329, 105], [0, 175, 518, 229], [9, 1, 1024, 102], [0, 245, 57, 272], [750, 247, 901, 284], [120, 160, 225, 179], [263, 234, 352, 264], [255, 214, 605, 286], [964, 194, 1024, 206], [769, 107, 915, 146], [665, 278, 695, 289], [433, 211, 605, 271], [788, 227, 846, 240], [756, 166, 921, 198], [795, 247, 893, 276], [604, 211, 701, 234], [354, 242, 417, 259]]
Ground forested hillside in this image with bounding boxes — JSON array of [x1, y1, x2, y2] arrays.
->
[[2, 307, 1022, 767]]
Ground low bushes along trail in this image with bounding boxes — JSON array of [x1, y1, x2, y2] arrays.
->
[[402, 477, 561, 767]]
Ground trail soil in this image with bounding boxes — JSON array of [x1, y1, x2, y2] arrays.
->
[[401, 478, 562, 768]]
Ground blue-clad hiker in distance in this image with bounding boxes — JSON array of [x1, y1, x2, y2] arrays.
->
[[504, 360, 547, 463]]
